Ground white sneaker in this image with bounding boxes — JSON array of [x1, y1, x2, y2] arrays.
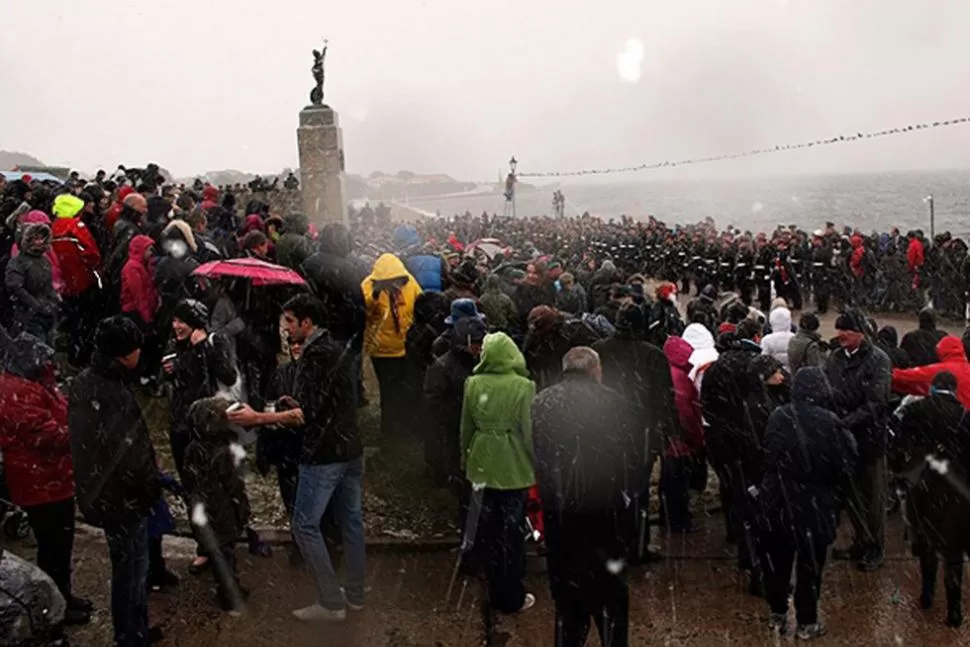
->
[[519, 593, 536, 612], [292, 604, 347, 622]]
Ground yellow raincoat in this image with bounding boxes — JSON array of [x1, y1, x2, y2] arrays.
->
[[362, 253, 422, 358]]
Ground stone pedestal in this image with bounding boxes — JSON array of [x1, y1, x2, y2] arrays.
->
[[297, 105, 346, 226]]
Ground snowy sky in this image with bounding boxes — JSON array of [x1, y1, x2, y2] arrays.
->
[[3, 0, 970, 180]]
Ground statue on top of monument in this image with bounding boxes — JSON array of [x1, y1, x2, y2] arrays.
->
[[310, 39, 328, 106]]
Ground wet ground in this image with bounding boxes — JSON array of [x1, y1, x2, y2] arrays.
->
[[5, 509, 966, 647]]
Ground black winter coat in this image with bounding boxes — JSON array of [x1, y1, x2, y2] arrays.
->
[[825, 340, 892, 462], [167, 334, 237, 439], [4, 250, 56, 334], [423, 335, 478, 483], [69, 355, 161, 530], [647, 299, 685, 348], [701, 341, 766, 479], [533, 374, 644, 515], [592, 333, 678, 465], [183, 402, 250, 547], [901, 327, 947, 367], [899, 392, 970, 553], [524, 319, 601, 392], [759, 367, 858, 544], [293, 328, 361, 465], [302, 250, 366, 346]]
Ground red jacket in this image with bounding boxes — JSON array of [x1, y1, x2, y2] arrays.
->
[[892, 336, 970, 407], [907, 237, 925, 274], [0, 372, 74, 507], [52, 216, 102, 297], [121, 235, 159, 324], [849, 236, 866, 278], [663, 336, 704, 457], [104, 185, 135, 235]]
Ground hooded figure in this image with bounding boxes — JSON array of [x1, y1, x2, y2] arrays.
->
[[183, 397, 250, 611], [897, 371, 970, 628], [155, 220, 202, 329], [5, 222, 58, 342], [662, 336, 704, 533], [758, 367, 857, 637], [682, 322, 719, 390], [424, 317, 486, 488], [593, 304, 677, 562], [12, 210, 64, 296], [760, 307, 794, 370], [0, 332, 93, 622], [901, 308, 948, 366], [51, 196, 101, 299], [405, 291, 451, 373], [686, 284, 718, 333], [459, 332, 536, 615], [363, 253, 422, 438], [479, 273, 518, 333], [892, 336, 970, 408], [788, 312, 826, 374], [302, 222, 366, 346], [876, 325, 912, 369], [120, 234, 158, 326], [275, 212, 313, 273]]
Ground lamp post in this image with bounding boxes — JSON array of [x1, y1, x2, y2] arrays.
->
[[924, 195, 935, 240]]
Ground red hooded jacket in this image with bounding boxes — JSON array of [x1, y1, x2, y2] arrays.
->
[[663, 336, 704, 457], [52, 216, 101, 297], [0, 371, 74, 507], [121, 235, 159, 324], [892, 336, 970, 407]]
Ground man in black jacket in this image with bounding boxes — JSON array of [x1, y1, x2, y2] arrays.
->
[[592, 304, 676, 564], [900, 308, 947, 366], [533, 346, 640, 647], [826, 309, 892, 571], [424, 317, 485, 488], [228, 293, 363, 622], [69, 316, 162, 646], [701, 318, 770, 594]]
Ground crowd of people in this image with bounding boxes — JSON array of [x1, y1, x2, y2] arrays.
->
[[1, 167, 970, 646]]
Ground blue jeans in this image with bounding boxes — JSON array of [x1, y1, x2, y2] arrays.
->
[[105, 517, 150, 647], [292, 457, 366, 610]]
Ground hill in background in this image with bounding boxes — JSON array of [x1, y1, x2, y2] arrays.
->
[[0, 150, 46, 170]]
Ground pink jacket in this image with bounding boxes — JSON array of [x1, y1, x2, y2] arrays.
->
[[663, 336, 705, 457]]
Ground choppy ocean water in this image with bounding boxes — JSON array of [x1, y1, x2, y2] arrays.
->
[[408, 170, 970, 236]]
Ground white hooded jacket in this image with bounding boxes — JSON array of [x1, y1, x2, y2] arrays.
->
[[761, 307, 794, 370]]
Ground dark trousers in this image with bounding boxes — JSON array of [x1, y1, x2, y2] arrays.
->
[[545, 510, 628, 647], [105, 517, 151, 647], [371, 357, 413, 438], [23, 497, 76, 600], [659, 456, 693, 531], [63, 289, 100, 367], [212, 544, 241, 605], [169, 429, 205, 558], [761, 529, 829, 625], [843, 458, 887, 555], [476, 488, 527, 614]]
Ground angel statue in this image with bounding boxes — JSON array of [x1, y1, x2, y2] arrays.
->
[[310, 39, 328, 105]]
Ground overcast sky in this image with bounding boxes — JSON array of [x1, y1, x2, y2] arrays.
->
[[3, 0, 970, 181]]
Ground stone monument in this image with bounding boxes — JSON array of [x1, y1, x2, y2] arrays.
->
[[297, 39, 347, 225]]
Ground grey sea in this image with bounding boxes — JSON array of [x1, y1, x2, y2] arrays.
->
[[407, 169, 970, 237]]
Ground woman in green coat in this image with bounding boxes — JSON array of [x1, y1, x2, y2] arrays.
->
[[460, 332, 537, 614]]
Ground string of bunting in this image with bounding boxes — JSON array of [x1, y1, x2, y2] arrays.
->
[[516, 115, 970, 178]]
